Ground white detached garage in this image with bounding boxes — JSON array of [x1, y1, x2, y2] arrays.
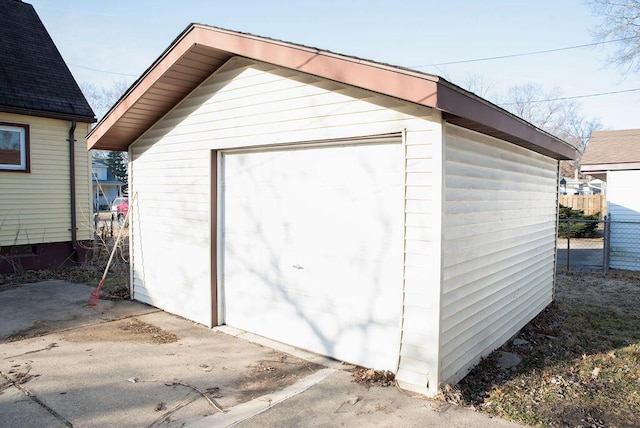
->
[[581, 129, 640, 271], [88, 24, 577, 396]]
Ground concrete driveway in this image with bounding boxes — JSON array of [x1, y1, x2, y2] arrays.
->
[[557, 238, 605, 272], [0, 280, 521, 427]]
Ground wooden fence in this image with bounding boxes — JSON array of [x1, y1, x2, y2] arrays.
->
[[559, 194, 606, 217]]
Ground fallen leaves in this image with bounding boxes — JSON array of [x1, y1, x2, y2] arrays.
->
[[352, 368, 395, 387], [438, 272, 640, 427], [119, 319, 178, 344]]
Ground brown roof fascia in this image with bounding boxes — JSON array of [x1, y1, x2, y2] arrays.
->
[[86, 26, 199, 149], [87, 24, 577, 160], [436, 83, 576, 160], [189, 25, 442, 106]]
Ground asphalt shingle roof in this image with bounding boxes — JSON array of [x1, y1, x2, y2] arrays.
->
[[582, 129, 640, 165], [0, 0, 95, 122]]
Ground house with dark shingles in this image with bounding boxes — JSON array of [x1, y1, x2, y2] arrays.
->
[[582, 129, 640, 271], [0, 0, 96, 273], [88, 24, 577, 396]]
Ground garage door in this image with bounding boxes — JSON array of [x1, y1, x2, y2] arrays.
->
[[222, 141, 404, 371]]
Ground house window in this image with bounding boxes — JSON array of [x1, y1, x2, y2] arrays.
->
[[0, 122, 29, 172]]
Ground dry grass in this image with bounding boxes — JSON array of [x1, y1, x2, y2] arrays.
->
[[441, 271, 640, 427], [0, 234, 130, 300]]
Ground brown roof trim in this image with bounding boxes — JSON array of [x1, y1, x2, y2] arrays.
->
[[87, 24, 576, 160], [437, 84, 576, 159]]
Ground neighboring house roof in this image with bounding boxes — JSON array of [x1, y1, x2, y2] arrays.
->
[[87, 23, 576, 160], [0, 0, 95, 122], [581, 129, 640, 173]]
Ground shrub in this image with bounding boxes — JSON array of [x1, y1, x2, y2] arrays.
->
[[558, 204, 600, 238]]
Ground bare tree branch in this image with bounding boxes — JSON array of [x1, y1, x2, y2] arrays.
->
[[499, 82, 601, 174], [80, 80, 130, 161], [80, 80, 130, 121], [587, 0, 640, 73]]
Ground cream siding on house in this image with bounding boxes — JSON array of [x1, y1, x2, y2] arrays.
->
[[439, 124, 558, 384], [128, 56, 438, 335], [0, 113, 93, 246]]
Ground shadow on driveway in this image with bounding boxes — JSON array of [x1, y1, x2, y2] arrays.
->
[[1, 280, 521, 428]]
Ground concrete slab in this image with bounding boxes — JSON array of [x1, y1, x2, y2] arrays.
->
[[187, 368, 337, 427], [1, 292, 323, 428], [0, 280, 155, 340], [217, 326, 352, 370], [1, 281, 522, 427], [198, 369, 522, 428], [0, 384, 66, 427]]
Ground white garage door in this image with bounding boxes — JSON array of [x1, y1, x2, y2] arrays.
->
[[222, 141, 404, 371]]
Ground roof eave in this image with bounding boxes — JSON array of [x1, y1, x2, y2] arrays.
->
[[87, 24, 576, 161], [581, 162, 640, 173], [437, 83, 576, 160]]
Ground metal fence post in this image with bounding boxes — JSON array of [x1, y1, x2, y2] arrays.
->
[[604, 214, 610, 274], [566, 218, 571, 271]]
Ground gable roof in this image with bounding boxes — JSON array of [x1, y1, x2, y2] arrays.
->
[[87, 23, 576, 160], [0, 0, 95, 123], [581, 129, 640, 172]]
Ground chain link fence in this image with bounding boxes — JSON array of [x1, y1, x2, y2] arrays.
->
[[557, 216, 640, 272], [608, 218, 640, 271]]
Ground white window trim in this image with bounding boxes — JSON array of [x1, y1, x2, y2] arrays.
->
[[0, 123, 29, 172]]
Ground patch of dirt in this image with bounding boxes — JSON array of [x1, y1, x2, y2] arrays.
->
[[232, 353, 322, 402], [120, 319, 179, 343], [352, 368, 395, 387], [536, 402, 607, 428], [62, 318, 178, 344]]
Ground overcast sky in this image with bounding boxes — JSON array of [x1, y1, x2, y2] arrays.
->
[[28, 0, 640, 130]]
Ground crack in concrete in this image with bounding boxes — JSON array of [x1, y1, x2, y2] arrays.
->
[[0, 369, 73, 427]]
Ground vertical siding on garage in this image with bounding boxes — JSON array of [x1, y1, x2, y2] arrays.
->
[[440, 124, 558, 385], [606, 170, 640, 270], [607, 170, 640, 221], [0, 113, 93, 245], [129, 57, 437, 328]]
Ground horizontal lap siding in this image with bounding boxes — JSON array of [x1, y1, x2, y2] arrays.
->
[[0, 114, 92, 245], [130, 57, 437, 328], [129, 144, 211, 326], [440, 124, 557, 384]]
